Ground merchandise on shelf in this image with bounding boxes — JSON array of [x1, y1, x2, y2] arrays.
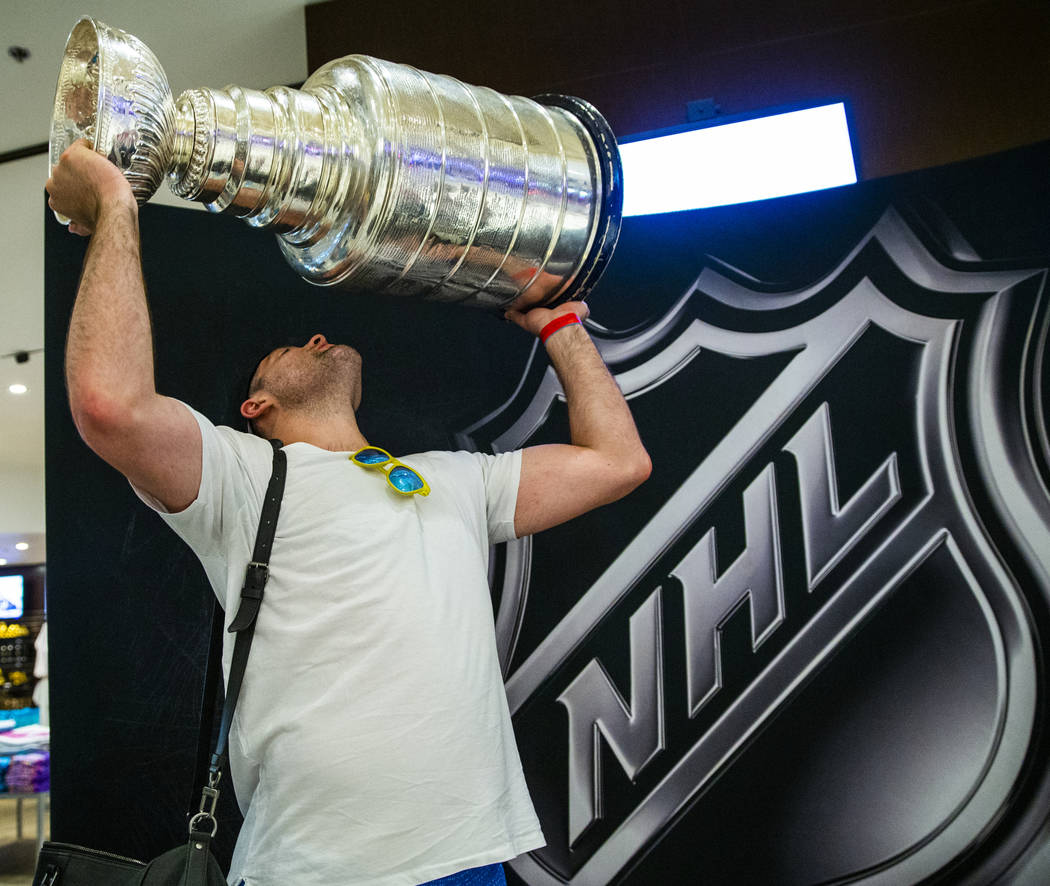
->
[[5, 751, 48, 793]]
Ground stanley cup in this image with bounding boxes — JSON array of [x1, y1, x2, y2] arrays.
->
[[50, 17, 622, 311]]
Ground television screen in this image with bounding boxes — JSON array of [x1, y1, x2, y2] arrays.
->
[[0, 575, 25, 619]]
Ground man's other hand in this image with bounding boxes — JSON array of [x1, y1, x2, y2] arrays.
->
[[45, 140, 135, 236], [504, 300, 590, 337]]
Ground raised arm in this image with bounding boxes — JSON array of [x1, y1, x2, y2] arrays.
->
[[504, 301, 651, 537], [46, 140, 202, 512]]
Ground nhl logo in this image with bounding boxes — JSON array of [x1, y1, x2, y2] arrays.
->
[[459, 207, 1050, 884]]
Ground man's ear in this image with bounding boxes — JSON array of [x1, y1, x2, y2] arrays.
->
[[240, 394, 272, 421]]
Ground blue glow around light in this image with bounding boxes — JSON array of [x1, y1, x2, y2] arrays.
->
[[620, 103, 857, 216]]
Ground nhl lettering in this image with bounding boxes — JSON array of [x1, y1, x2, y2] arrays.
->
[[558, 401, 902, 848]]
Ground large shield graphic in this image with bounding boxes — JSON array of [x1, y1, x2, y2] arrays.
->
[[459, 205, 1050, 884]]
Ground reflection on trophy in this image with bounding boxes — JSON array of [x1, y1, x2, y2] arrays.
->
[[50, 17, 622, 311]]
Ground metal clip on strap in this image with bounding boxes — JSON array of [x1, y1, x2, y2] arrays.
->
[[189, 773, 221, 838]]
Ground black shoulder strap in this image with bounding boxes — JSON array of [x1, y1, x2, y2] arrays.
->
[[189, 438, 286, 832], [191, 600, 226, 811]]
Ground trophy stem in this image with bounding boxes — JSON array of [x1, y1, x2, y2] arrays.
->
[[169, 84, 360, 239]]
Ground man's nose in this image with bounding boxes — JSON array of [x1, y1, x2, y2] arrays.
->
[[306, 334, 328, 349]]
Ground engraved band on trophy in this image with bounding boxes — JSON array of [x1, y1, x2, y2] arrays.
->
[[50, 17, 623, 311]]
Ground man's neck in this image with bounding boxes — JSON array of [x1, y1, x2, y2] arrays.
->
[[266, 411, 369, 453]]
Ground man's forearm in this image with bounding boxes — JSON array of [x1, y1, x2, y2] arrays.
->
[[49, 143, 203, 508], [543, 324, 649, 470], [65, 199, 157, 431]]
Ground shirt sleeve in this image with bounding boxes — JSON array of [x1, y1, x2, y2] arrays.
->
[[472, 449, 523, 544], [130, 401, 273, 608]]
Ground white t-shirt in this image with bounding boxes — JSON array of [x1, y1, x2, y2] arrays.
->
[[135, 404, 544, 886]]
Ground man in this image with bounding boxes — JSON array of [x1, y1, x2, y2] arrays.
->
[[47, 140, 651, 886]]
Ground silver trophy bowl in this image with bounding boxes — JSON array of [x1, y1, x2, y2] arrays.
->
[[50, 17, 622, 311], [50, 18, 176, 207]]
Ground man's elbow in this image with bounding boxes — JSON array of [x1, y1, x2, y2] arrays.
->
[[69, 389, 136, 453], [606, 448, 652, 503], [625, 449, 653, 492]]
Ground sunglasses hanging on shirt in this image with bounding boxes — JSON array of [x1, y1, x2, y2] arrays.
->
[[350, 447, 430, 496]]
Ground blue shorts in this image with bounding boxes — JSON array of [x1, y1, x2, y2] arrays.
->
[[238, 862, 506, 886], [238, 860, 503, 881], [419, 862, 507, 886]]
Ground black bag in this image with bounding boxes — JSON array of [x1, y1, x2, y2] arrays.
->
[[34, 442, 287, 886], [33, 835, 227, 885]]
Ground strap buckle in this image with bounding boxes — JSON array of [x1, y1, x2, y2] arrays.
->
[[242, 561, 269, 597], [229, 562, 268, 632]]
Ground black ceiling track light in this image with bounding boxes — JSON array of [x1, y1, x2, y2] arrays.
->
[[2, 348, 42, 364]]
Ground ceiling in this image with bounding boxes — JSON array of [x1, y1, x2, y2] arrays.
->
[[0, 0, 310, 565]]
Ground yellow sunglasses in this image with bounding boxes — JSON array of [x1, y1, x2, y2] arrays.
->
[[349, 446, 430, 496]]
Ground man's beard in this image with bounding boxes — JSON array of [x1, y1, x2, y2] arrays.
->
[[272, 347, 362, 416]]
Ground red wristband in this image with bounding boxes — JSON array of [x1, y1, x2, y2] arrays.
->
[[539, 313, 580, 343]]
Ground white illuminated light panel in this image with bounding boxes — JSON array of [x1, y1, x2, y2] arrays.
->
[[620, 103, 857, 216]]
